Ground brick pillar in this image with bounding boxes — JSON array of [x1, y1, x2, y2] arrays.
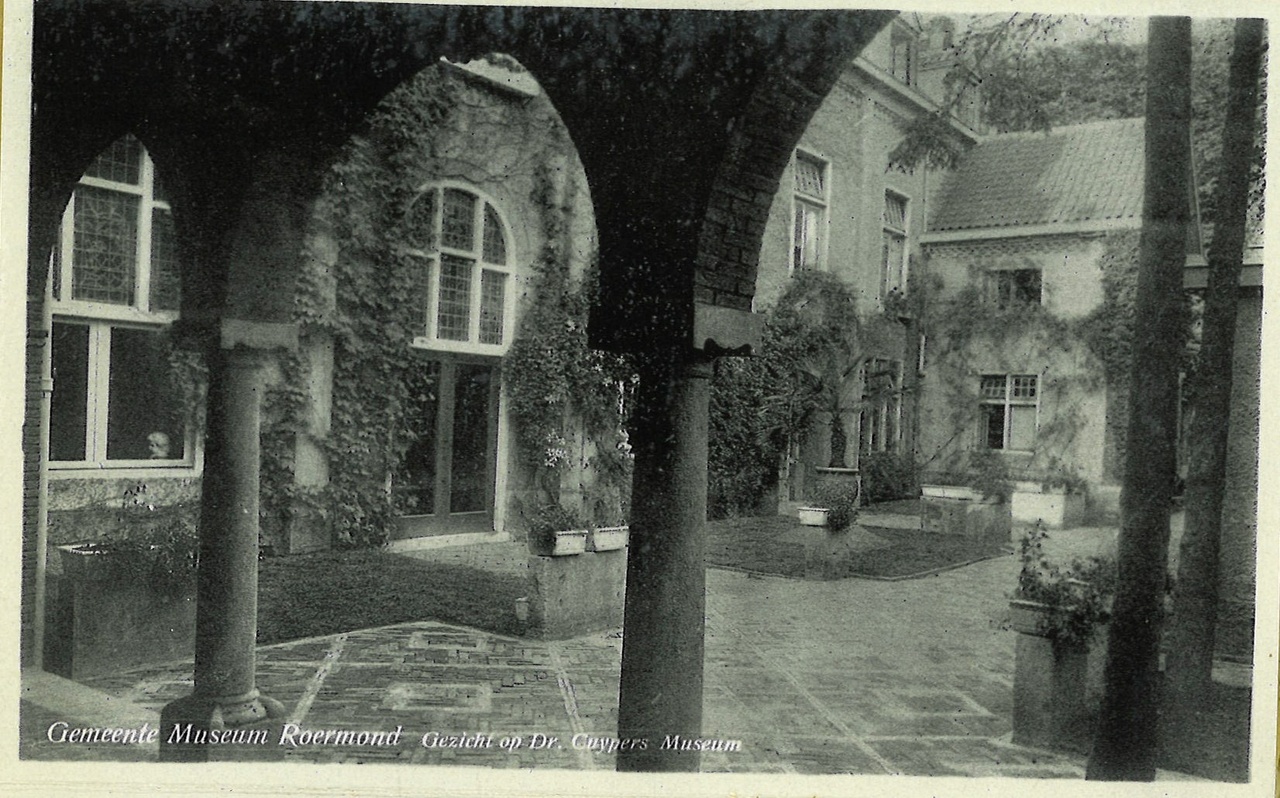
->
[[616, 353, 712, 772]]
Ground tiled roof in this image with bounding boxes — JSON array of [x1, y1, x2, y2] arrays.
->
[[929, 118, 1145, 233]]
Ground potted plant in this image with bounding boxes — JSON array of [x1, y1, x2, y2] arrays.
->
[[798, 481, 860, 531], [1007, 524, 1116, 753], [526, 503, 589, 556], [47, 483, 200, 678]]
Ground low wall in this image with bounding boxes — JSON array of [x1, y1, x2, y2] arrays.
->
[[527, 549, 627, 639], [920, 498, 1010, 545]]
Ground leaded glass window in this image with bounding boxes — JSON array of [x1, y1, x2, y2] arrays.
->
[[405, 185, 514, 353], [49, 135, 193, 471]]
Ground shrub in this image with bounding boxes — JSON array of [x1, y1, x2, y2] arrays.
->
[[1014, 524, 1116, 645], [860, 451, 919, 504], [88, 483, 200, 596], [810, 481, 861, 532], [524, 503, 589, 552]]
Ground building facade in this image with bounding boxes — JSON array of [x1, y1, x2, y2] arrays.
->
[[752, 15, 978, 504]]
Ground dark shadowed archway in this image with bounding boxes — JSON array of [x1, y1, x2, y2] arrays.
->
[[25, 1, 892, 771]]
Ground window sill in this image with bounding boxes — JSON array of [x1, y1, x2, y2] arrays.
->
[[50, 464, 202, 481]]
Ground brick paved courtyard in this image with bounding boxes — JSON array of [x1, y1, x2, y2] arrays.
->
[[21, 547, 1109, 776], [19, 521, 1244, 783]]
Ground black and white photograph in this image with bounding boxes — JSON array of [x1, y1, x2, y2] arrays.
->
[[2, 1, 1275, 795]]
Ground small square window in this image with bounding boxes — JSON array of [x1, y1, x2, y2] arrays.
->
[[987, 269, 1042, 308]]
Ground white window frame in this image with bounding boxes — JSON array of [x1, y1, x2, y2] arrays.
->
[[406, 182, 516, 357], [790, 149, 830, 274], [49, 136, 196, 475], [881, 190, 910, 303], [979, 373, 1040, 453]]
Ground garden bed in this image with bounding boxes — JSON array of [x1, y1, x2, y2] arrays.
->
[[705, 514, 1011, 580]]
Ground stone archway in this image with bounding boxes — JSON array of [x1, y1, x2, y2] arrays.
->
[[25, 1, 893, 771]]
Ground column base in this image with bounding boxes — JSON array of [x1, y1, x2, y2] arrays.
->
[[159, 690, 287, 762]]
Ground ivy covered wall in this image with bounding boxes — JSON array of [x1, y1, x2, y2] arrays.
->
[[259, 60, 628, 554], [917, 231, 1144, 498]]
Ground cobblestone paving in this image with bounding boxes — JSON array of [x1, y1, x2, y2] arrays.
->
[[22, 529, 1135, 777]]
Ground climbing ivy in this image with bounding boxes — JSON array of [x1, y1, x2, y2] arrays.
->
[[258, 62, 634, 549], [919, 231, 1150, 489], [503, 161, 636, 525], [708, 271, 865, 518]]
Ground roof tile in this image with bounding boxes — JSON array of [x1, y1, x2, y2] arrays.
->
[[929, 118, 1145, 232]]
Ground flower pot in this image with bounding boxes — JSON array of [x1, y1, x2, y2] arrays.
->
[[549, 529, 588, 556], [797, 507, 830, 527], [587, 526, 628, 552]]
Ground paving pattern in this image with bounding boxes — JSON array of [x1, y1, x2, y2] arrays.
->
[[20, 527, 1143, 776]]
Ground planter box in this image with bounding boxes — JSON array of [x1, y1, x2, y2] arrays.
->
[[541, 529, 588, 556], [1010, 599, 1108, 754], [587, 526, 629, 552], [1011, 486, 1086, 529], [797, 507, 830, 527], [921, 497, 1010, 545], [45, 545, 197, 679]]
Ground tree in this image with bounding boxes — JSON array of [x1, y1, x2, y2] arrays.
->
[[1085, 17, 1191, 781], [1165, 15, 1266, 706]]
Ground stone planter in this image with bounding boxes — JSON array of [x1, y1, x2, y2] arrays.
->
[[587, 526, 629, 552], [797, 507, 830, 527], [45, 544, 197, 679], [547, 529, 588, 556], [1009, 599, 1108, 754], [527, 548, 627, 639], [921, 497, 1010, 545], [1011, 484, 1087, 529]]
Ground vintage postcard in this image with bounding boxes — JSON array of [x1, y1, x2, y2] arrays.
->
[[2, 0, 1275, 796]]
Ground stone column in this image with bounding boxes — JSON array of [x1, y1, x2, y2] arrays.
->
[[616, 353, 712, 772], [161, 323, 291, 761]]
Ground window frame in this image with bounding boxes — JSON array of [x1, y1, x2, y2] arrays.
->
[[889, 23, 919, 87], [985, 267, 1043, 309], [49, 136, 197, 475], [790, 149, 831, 274], [881, 190, 910, 303], [859, 357, 903, 455], [979, 373, 1040, 453], [405, 182, 516, 356]]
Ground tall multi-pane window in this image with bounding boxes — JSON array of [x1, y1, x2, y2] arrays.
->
[[791, 150, 829, 272], [980, 374, 1039, 451], [860, 358, 902, 454], [405, 185, 514, 353], [881, 192, 909, 301], [49, 135, 190, 469]]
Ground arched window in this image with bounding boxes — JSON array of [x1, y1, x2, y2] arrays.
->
[[404, 185, 514, 354], [48, 135, 191, 470]]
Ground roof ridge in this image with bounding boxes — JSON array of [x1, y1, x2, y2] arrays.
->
[[978, 116, 1144, 143]]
